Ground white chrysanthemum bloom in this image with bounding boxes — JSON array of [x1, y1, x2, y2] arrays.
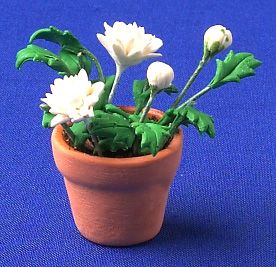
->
[[41, 69, 105, 127], [204, 25, 232, 55], [97, 21, 163, 69], [147, 61, 174, 90]]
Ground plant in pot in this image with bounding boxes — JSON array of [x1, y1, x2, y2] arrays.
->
[[16, 22, 261, 246]]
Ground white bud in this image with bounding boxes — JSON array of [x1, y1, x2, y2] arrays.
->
[[147, 61, 174, 90], [204, 25, 232, 56]]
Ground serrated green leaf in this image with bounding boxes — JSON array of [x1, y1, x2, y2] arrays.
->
[[70, 121, 89, 148], [132, 122, 170, 156], [94, 76, 115, 110], [133, 79, 150, 114], [174, 106, 215, 138], [29, 26, 84, 54], [209, 50, 262, 88], [91, 111, 135, 152], [42, 111, 55, 128]]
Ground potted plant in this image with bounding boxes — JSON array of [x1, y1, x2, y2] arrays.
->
[[16, 22, 261, 246]]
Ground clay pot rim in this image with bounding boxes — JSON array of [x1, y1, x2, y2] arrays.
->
[[51, 106, 183, 167]]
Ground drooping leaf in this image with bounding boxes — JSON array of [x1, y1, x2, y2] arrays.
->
[[209, 50, 262, 88], [42, 111, 55, 128], [16, 26, 92, 76], [94, 76, 115, 110], [173, 106, 215, 138], [91, 111, 135, 152], [70, 121, 89, 148], [133, 79, 151, 114], [132, 122, 171, 156], [29, 26, 84, 54], [16, 44, 70, 74]]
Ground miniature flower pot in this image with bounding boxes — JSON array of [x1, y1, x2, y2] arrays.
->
[[51, 107, 183, 246]]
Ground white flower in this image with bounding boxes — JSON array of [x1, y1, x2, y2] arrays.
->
[[147, 61, 174, 90], [41, 69, 105, 127], [97, 21, 163, 69], [204, 25, 232, 55]]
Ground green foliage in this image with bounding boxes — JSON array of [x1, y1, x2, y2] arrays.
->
[[104, 104, 130, 118], [91, 110, 135, 153], [132, 122, 171, 156], [70, 122, 89, 149], [209, 50, 262, 88], [93, 76, 115, 110], [42, 111, 55, 128], [178, 106, 215, 138], [163, 85, 178, 95], [133, 79, 178, 114], [133, 79, 150, 114], [29, 26, 84, 54], [160, 106, 215, 138], [16, 26, 92, 76]]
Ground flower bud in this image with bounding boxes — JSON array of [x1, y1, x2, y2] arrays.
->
[[147, 61, 174, 90], [204, 25, 232, 57]]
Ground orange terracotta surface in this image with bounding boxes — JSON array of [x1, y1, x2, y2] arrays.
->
[[51, 107, 183, 246]]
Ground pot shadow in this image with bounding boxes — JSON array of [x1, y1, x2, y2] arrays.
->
[[146, 213, 241, 250]]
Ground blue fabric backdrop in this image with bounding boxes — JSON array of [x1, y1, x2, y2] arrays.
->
[[0, 0, 275, 266]]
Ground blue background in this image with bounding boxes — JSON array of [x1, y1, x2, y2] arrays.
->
[[1, 0, 275, 266]]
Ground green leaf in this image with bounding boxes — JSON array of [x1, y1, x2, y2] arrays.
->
[[29, 26, 84, 54], [42, 111, 55, 128], [70, 121, 89, 148], [94, 76, 115, 110], [133, 80, 178, 115], [163, 84, 178, 95], [132, 122, 171, 156], [16, 26, 92, 76], [91, 111, 135, 152], [173, 106, 215, 138], [209, 50, 262, 88], [16, 44, 70, 74], [59, 49, 92, 76], [104, 104, 130, 119], [133, 79, 151, 114]]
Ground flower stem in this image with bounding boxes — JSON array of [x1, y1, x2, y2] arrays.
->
[[85, 119, 103, 157], [171, 57, 208, 109], [108, 65, 124, 103], [177, 85, 212, 109], [82, 49, 105, 82], [139, 89, 157, 123], [61, 123, 75, 145]]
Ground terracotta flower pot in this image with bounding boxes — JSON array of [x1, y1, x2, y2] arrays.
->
[[51, 106, 183, 246]]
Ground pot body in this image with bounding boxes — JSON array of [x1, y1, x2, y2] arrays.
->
[[51, 107, 183, 246]]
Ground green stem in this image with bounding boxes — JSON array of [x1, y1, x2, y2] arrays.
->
[[139, 89, 157, 123], [85, 119, 103, 157], [61, 123, 75, 145], [82, 49, 104, 82], [171, 57, 207, 109], [108, 64, 124, 103], [178, 85, 212, 109]]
